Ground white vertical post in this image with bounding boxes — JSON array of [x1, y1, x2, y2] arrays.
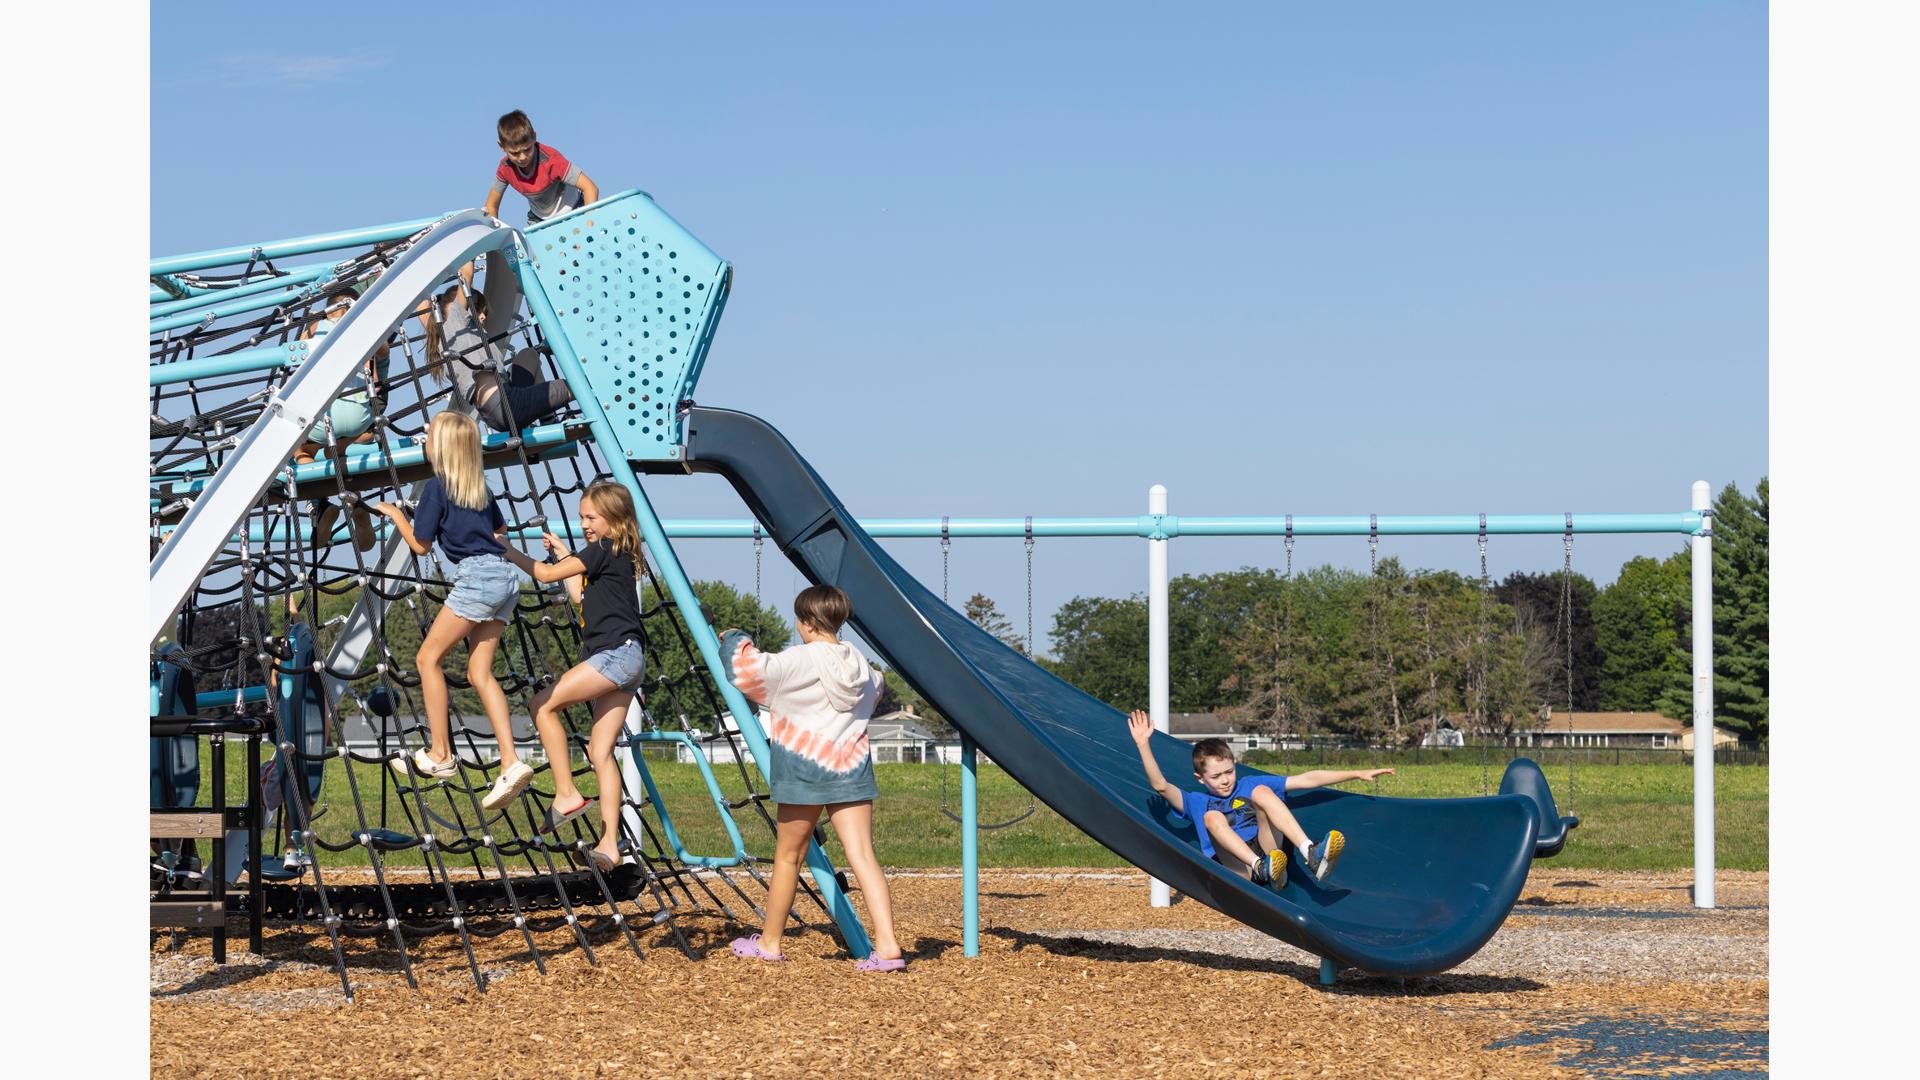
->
[[1691, 480, 1716, 909], [1148, 484, 1171, 908]]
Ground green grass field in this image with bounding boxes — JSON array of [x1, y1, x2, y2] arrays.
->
[[185, 743, 1767, 872]]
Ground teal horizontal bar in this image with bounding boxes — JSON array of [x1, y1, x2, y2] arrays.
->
[[634, 513, 1705, 539], [157, 508, 1706, 543], [150, 213, 445, 277], [151, 341, 307, 386], [153, 423, 579, 508], [149, 264, 336, 330]]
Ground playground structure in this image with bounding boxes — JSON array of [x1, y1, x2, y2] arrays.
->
[[149, 190, 1716, 998]]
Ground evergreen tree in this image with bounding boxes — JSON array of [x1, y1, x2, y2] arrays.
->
[[1658, 478, 1768, 741], [962, 593, 1026, 655]]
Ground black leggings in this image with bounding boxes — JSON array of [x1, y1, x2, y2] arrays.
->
[[478, 377, 573, 433]]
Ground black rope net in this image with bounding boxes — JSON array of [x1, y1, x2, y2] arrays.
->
[[150, 234, 838, 998]]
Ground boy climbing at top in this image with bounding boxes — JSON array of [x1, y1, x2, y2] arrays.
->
[[483, 110, 600, 226], [1126, 710, 1392, 890]]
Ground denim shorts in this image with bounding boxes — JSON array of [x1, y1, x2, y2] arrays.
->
[[584, 638, 646, 692], [445, 553, 521, 623]]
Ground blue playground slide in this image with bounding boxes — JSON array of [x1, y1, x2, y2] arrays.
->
[[675, 407, 1543, 976]]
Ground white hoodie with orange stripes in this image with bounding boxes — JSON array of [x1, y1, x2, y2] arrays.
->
[[726, 633, 883, 805]]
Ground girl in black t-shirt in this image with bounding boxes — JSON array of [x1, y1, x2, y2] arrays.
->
[[499, 480, 647, 872]]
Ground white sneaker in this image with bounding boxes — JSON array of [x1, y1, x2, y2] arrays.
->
[[482, 761, 536, 810], [391, 748, 458, 781]]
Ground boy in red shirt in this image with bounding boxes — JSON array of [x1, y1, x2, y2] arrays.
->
[[483, 110, 600, 225]]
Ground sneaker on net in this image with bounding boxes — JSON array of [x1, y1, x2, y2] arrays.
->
[[390, 748, 458, 781], [1305, 830, 1345, 883], [482, 761, 536, 810]]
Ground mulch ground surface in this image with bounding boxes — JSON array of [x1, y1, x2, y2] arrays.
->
[[152, 869, 1768, 1078]]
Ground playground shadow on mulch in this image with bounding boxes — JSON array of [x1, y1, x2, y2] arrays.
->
[[988, 926, 1547, 995]]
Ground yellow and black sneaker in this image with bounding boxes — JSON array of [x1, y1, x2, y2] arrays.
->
[[1262, 849, 1288, 892], [1306, 830, 1345, 882]]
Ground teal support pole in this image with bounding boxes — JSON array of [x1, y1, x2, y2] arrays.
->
[[1320, 957, 1337, 986], [623, 732, 750, 867], [508, 244, 874, 958], [149, 274, 331, 334], [962, 735, 980, 957], [150, 214, 444, 277], [150, 341, 307, 386], [149, 261, 335, 320]]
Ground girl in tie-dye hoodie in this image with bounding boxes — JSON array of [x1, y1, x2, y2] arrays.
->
[[722, 586, 906, 970]]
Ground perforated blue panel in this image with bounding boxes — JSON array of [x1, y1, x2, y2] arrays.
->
[[524, 189, 731, 461]]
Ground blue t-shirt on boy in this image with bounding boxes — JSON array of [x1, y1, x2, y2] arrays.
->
[[412, 476, 506, 562], [1181, 775, 1292, 858]]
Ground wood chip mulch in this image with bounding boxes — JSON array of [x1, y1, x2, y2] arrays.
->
[[152, 869, 1768, 1078]]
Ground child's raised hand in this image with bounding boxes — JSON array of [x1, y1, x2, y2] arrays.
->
[[1126, 710, 1154, 746], [541, 530, 568, 557], [371, 502, 403, 519], [1359, 768, 1396, 781]]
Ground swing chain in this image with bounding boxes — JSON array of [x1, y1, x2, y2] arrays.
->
[[752, 523, 763, 607], [940, 515, 950, 603], [1024, 516, 1034, 659]]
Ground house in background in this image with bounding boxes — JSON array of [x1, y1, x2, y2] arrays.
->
[[1164, 713, 1271, 754], [869, 712, 941, 763], [1516, 710, 1741, 750]]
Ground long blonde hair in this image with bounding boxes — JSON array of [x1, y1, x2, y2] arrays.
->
[[582, 481, 642, 560], [426, 412, 489, 510]]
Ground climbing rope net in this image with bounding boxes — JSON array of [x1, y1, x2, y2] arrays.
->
[[149, 227, 840, 999]]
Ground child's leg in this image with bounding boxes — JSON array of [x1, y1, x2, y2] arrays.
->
[[415, 607, 478, 761], [529, 663, 619, 808], [1248, 785, 1313, 852], [464, 621, 517, 769], [759, 802, 822, 957], [825, 800, 903, 960], [1202, 810, 1261, 875], [585, 690, 636, 861]]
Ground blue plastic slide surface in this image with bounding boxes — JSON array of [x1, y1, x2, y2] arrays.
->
[[678, 407, 1540, 975]]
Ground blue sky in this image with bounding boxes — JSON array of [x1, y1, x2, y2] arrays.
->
[[152, 2, 1766, 646]]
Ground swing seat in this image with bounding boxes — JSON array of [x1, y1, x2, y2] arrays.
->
[[1499, 757, 1579, 858]]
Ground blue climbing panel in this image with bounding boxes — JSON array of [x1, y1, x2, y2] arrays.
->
[[522, 189, 731, 463]]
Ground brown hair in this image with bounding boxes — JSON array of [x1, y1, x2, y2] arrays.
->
[[1191, 738, 1235, 772], [582, 481, 642, 561], [794, 585, 852, 636], [497, 110, 535, 146]]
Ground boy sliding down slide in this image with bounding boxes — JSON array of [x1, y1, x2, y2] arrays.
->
[[1126, 710, 1392, 890]]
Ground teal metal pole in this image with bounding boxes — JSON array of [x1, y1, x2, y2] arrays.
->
[[150, 341, 307, 386], [149, 261, 335, 319], [150, 214, 445, 277], [507, 244, 874, 958], [962, 735, 980, 957], [149, 275, 331, 334], [578, 513, 1705, 539]]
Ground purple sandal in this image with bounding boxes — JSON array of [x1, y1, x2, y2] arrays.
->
[[853, 954, 907, 972], [729, 934, 786, 962]]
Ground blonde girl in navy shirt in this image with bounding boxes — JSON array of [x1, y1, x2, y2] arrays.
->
[[371, 412, 531, 806], [498, 480, 648, 872]]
